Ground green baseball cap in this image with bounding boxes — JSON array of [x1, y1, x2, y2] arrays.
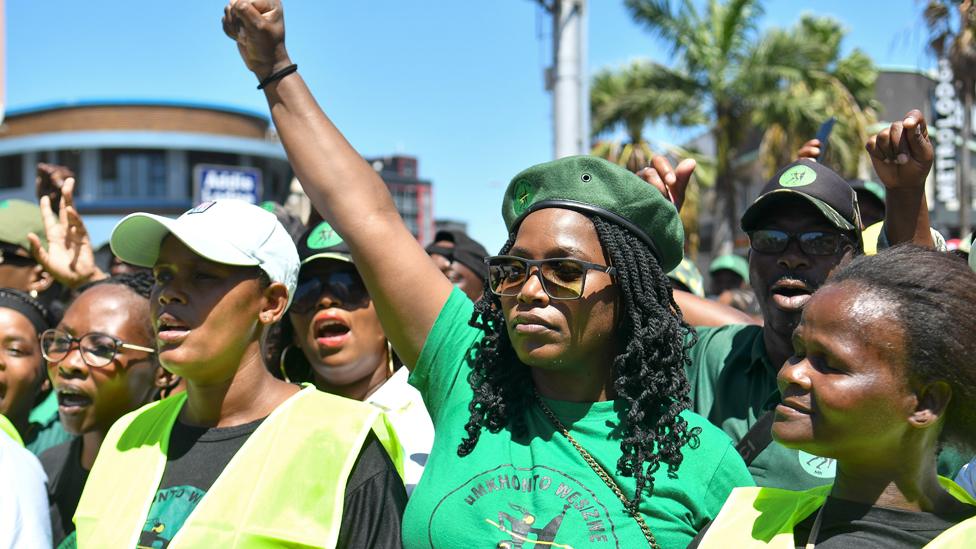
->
[[668, 258, 705, 297], [501, 155, 684, 272], [0, 199, 46, 251], [709, 254, 750, 283], [741, 159, 861, 233]]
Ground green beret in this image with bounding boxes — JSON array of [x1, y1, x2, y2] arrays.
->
[[501, 156, 684, 272]]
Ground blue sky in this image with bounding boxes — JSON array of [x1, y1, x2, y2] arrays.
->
[[10, 1, 936, 251]]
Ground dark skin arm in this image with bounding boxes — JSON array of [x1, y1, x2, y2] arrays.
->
[[673, 289, 759, 327], [223, 0, 451, 367], [866, 110, 935, 248], [801, 113, 936, 248]]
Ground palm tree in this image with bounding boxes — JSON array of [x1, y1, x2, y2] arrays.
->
[[600, 0, 877, 251], [923, 0, 976, 236], [590, 60, 706, 253], [751, 16, 879, 179]]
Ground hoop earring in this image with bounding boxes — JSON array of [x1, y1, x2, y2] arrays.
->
[[279, 345, 295, 383], [386, 340, 395, 377]]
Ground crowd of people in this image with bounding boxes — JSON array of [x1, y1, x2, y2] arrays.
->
[[2, 0, 976, 547]]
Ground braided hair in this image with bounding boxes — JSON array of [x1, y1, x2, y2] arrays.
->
[[458, 213, 701, 511]]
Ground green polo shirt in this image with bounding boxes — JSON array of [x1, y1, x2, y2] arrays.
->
[[686, 324, 968, 490], [25, 390, 72, 456]]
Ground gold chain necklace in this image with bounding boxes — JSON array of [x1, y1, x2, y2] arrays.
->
[[533, 392, 660, 549]]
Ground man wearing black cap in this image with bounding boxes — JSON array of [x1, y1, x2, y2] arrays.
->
[[676, 111, 964, 490], [425, 229, 489, 302]]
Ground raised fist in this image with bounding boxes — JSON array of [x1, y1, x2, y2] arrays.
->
[[866, 109, 933, 190], [222, 0, 290, 79]]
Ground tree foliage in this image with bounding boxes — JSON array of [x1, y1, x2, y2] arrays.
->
[[592, 0, 878, 248]]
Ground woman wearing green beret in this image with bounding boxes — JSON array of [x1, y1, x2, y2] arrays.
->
[[223, 1, 752, 547]]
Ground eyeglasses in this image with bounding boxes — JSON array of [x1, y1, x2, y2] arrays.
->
[[747, 230, 854, 256], [40, 329, 155, 368], [485, 255, 615, 300], [0, 245, 36, 267], [290, 268, 370, 314]]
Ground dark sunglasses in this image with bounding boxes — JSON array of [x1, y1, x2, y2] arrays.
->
[[748, 230, 854, 256], [290, 268, 370, 314], [40, 329, 155, 368], [485, 255, 615, 300], [0, 245, 36, 267]]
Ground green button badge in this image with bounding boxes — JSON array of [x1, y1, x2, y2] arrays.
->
[[306, 221, 344, 249], [512, 179, 535, 217], [778, 164, 817, 188]]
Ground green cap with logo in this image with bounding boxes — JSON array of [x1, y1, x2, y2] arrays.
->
[[501, 155, 684, 272], [741, 159, 861, 233], [296, 220, 352, 265], [0, 199, 46, 251]]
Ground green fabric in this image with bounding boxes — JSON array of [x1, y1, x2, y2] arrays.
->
[[861, 180, 887, 202], [0, 199, 46, 250], [669, 258, 706, 297], [25, 390, 73, 456], [708, 254, 750, 283], [687, 324, 969, 490], [404, 288, 754, 549], [501, 155, 685, 272]]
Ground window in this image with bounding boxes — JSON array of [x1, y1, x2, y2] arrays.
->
[[0, 155, 22, 189], [99, 149, 167, 199]]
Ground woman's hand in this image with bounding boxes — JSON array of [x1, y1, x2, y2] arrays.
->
[[26, 176, 107, 290], [222, 0, 292, 79], [636, 156, 696, 213]]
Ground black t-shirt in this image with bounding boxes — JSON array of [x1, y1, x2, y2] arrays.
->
[[791, 496, 976, 548], [687, 495, 976, 549], [137, 415, 407, 548], [39, 436, 88, 548]]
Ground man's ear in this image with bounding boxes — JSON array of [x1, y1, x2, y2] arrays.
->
[[260, 282, 290, 326], [29, 265, 54, 293], [908, 380, 952, 429]]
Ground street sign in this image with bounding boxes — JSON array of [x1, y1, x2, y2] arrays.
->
[[193, 164, 262, 204]]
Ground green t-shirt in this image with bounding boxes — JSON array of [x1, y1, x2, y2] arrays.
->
[[26, 390, 73, 456], [405, 288, 754, 549], [687, 324, 969, 490]]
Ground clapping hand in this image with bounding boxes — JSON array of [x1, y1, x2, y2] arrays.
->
[[26, 176, 106, 290]]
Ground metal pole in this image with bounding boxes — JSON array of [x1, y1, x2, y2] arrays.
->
[[550, 0, 587, 159]]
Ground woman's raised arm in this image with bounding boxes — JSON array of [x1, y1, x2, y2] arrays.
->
[[223, 0, 454, 366]]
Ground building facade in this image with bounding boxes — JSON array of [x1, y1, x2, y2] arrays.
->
[[0, 100, 435, 244]]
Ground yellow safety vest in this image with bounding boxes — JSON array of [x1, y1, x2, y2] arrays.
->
[[74, 385, 404, 548], [697, 477, 976, 548], [0, 413, 23, 446]]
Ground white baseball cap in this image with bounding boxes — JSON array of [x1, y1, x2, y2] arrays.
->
[[110, 200, 299, 306]]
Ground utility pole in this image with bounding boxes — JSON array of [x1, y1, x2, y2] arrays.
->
[[540, 0, 588, 159]]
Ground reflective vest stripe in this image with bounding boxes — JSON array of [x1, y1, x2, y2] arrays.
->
[[74, 386, 403, 548], [0, 414, 23, 446]]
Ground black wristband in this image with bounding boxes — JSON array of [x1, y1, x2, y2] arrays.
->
[[257, 64, 298, 90]]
